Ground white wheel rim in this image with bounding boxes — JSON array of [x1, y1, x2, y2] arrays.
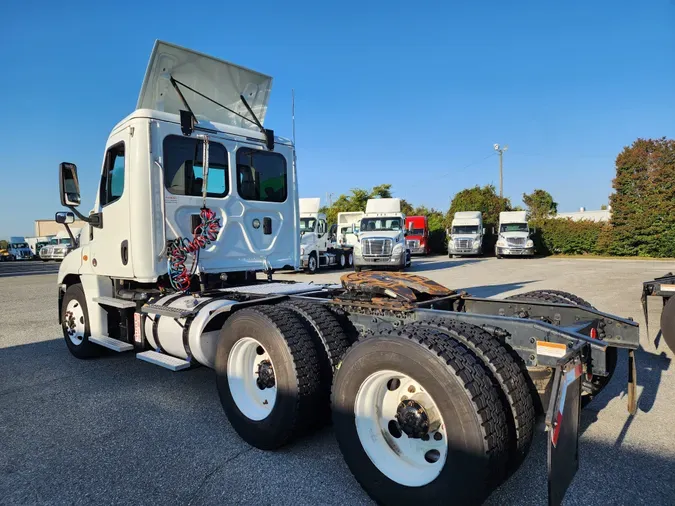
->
[[349, 253, 353, 265], [227, 337, 277, 421], [309, 256, 316, 270], [340, 254, 346, 267], [64, 298, 86, 345], [354, 370, 447, 486]]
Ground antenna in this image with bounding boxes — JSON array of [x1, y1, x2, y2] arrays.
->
[[292, 89, 296, 147]]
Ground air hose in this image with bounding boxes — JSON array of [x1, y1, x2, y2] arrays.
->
[[166, 207, 221, 292]]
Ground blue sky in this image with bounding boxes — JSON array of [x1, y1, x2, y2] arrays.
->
[[1, 0, 673, 238]]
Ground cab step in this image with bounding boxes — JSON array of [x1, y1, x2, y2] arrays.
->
[[89, 335, 134, 352], [140, 304, 197, 319], [136, 351, 191, 371], [93, 296, 137, 309]]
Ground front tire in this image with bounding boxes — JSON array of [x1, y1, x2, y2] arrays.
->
[[61, 284, 101, 359], [307, 253, 318, 274], [215, 305, 322, 450], [332, 330, 509, 505], [337, 251, 346, 269]]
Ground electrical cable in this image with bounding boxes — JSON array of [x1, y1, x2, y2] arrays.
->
[[166, 207, 221, 292]]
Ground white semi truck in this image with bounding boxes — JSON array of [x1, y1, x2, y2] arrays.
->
[[39, 229, 81, 261], [299, 198, 354, 273], [495, 211, 535, 258], [353, 198, 411, 272], [335, 211, 363, 248], [6, 236, 33, 260], [448, 211, 485, 257], [51, 40, 640, 506]]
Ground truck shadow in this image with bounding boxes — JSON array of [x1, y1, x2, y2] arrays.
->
[[456, 281, 540, 298], [580, 346, 671, 446], [409, 258, 484, 272]]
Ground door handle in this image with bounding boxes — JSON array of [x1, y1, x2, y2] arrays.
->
[[121, 240, 129, 265]]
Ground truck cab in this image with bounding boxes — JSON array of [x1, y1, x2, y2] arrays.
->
[[40, 230, 81, 261], [495, 211, 535, 258], [7, 237, 33, 260], [336, 211, 363, 248], [299, 198, 354, 273], [404, 216, 430, 255], [448, 211, 484, 256], [353, 198, 411, 271]]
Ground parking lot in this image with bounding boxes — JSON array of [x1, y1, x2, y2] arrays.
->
[[1, 255, 674, 505]]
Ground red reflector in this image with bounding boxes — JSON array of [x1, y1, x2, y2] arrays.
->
[[590, 328, 598, 339]]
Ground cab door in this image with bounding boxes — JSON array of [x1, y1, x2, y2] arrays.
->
[[90, 129, 134, 278]]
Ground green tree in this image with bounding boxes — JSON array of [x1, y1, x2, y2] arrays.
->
[[0, 240, 7, 250], [523, 189, 558, 222], [446, 184, 512, 228], [607, 137, 675, 257], [320, 184, 396, 224], [600, 204, 608, 211]]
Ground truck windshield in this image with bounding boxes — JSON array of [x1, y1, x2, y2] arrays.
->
[[500, 223, 529, 233], [10, 243, 28, 248], [409, 228, 425, 235], [452, 226, 479, 235], [361, 217, 402, 232], [300, 218, 316, 232]]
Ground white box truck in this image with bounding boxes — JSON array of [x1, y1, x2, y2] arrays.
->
[[495, 211, 535, 258], [448, 211, 484, 257], [299, 198, 354, 273], [48, 40, 640, 506], [353, 198, 411, 271]]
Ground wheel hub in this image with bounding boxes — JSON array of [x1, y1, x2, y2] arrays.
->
[[396, 399, 430, 438], [256, 360, 275, 389]]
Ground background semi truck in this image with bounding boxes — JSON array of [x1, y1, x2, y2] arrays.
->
[[52, 40, 641, 506], [353, 198, 411, 271], [40, 229, 81, 261], [335, 211, 363, 248], [7, 237, 33, 260], [299, 198, 354, 273], [448, 211, 484, 256], [495, 210, 535, 258], [404, 215, 430, 255]]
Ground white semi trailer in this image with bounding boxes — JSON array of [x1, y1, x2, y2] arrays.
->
[[353, 198, 411, 271], [448, 211, 485, 257], [52, 40, 640, 506], [299, 198, 354, 273]]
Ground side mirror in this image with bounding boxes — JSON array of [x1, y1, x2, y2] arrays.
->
[[55, 211, 75, 224], [482, 228, 486, 235], [531, 227, 537, 234], [59, 162, 81, 207], [491, 227, 496, 235], [404, 230, 408, 237]]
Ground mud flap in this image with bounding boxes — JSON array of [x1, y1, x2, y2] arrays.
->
[[546, 347, 584, 506]]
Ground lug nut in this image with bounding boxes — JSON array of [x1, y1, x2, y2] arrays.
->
[[408, 385, 416, 393]]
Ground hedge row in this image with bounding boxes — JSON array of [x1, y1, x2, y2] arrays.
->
[[532, 218, 607, 255]]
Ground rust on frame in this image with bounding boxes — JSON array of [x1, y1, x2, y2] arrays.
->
[[338, 271, 455, 305]]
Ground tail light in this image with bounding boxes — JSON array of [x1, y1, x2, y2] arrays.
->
[[590, 328, 598, 339]]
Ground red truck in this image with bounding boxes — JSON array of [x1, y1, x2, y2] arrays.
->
[[405, 215, 431, 255]]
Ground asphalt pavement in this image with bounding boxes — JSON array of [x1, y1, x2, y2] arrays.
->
[[0, 260, 60, 278], [1, 256, 674, 505]]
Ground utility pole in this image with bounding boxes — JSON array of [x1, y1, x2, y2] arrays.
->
[[493, 144, 508, 197]]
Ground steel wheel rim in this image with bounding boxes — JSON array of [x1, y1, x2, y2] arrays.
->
[[340, 254, 346, 267], [227, 337, 277, 421], [354, 369, 447, 486], [309, 256, 317, 271], [64, 299, 86, 345]]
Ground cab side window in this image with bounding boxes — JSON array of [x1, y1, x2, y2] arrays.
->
[[100, 143, 125, 207]]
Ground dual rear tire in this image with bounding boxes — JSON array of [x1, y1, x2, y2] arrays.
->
[[215, 302, 352, 449]]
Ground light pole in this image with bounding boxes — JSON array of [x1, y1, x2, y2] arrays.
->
[[493, 144, 508, 197]]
